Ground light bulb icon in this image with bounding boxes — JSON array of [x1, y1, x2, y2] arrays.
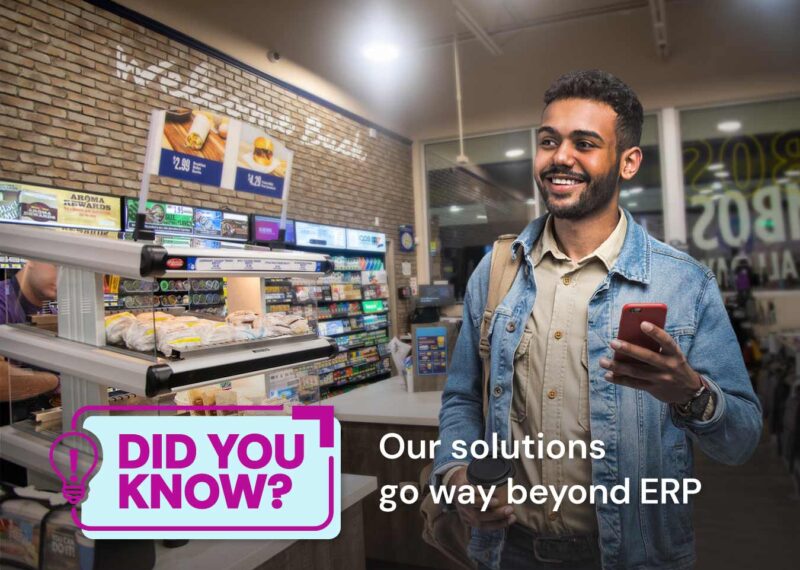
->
[[49, 431, 99, 505]]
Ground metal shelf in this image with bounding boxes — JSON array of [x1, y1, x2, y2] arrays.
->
[[0, 223, 333, 279], [0, 324, 337, 397]]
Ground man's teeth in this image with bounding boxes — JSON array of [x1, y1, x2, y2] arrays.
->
[[551, 177, 582, 186]]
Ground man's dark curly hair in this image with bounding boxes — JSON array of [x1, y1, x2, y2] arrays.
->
[[543, 70, 644, 152]]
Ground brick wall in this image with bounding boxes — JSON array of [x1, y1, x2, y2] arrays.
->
[[0, 0, 416, 333]]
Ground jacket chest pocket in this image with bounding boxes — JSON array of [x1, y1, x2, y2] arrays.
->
[[511, 328, 534, 422]]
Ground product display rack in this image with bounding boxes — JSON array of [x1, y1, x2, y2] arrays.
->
[[0, 223, 338, 456], [262, 250, 392, 396]]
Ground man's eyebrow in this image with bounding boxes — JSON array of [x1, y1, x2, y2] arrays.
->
[[536, 126, 557, 136], [570, 129, 604, 142]]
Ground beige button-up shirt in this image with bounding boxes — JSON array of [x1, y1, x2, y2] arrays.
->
[[510, 211, 627, 535]]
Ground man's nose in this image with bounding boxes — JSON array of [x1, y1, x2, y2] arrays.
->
[[553, 141, 576, 168]]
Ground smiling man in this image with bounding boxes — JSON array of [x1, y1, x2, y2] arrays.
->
[[433, 70, 762, 570]]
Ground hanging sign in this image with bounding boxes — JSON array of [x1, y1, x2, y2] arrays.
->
[[147, 108, 294, 201]]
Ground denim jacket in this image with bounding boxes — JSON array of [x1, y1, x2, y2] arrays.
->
[[434, 210, 762, 570]]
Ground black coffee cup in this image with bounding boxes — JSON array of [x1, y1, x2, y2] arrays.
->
[[466, 457, 515, 506]]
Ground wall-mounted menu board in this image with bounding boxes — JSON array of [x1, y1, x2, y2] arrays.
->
[[0, 180, 121, 231], [148, 108, 293, 200], [295, 221, 347, 250], [346, 228, 386, 253], [125, 198, 248, 241], [252, 215, 296, 244]]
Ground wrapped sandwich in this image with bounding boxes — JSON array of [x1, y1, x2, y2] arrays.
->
[[185, 112, 212, 150], [104, 311, 136, 344]]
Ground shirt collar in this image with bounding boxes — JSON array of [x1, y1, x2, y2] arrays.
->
[[530, 208, 628, 271], [512, 208, 650, 284]]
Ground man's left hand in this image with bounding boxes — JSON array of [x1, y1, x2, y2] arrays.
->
[[599, 321, 703, 404]]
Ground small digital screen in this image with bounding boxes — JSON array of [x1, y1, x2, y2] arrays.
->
[[126, 198, 193, 235], [193, 208, 223, 237], [346, 228, 386, 252], [416, 284, 455, 308], [220, 212, 249, 241], [253, 215, 296, 244], [295, 221, 347, 250]]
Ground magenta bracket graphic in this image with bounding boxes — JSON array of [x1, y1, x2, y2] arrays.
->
[[49, 404, 337, 533]]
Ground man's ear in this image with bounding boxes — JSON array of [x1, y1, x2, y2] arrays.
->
[[619, 146, 643, 181]]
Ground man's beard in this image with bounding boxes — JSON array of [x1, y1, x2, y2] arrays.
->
[[536, 159, 620, 220]]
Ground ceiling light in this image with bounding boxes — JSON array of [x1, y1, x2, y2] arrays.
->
[[786, 169, 800, 177], [711, 181, 723, 190], [525, 198, 535, 205], [505, 148, 525, 158], [699, 188, 713, 195], [362, 42, 400, 63], [627, 187, 643, 195], [777, 178, 790, 184], [449, 205, 463, 213], [717, 120, 741, 133], [476, 214, 487, 220], [714, 171, 730, 178], [707, 163, 725, 171], [628, 202, 638, 208]]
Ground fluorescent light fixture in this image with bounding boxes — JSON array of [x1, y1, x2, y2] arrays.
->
[[525, 198, 535, 205], [786, 169, 800, 177], [628, 202, 638, 208], [699, 188, 713, 195], [449, 205, 463, 213], [711, 181, 723, 190], [476, 214, 488, 220], [627, 186, 643, 195], [362, 42, 400, 63], [714, 171, 730, 178], [505, 148, 525, 158], [777, 178, 790, 184], [620, 190, 630, 198], [707, 163, 725, 171], [717, 120, 741, 133]]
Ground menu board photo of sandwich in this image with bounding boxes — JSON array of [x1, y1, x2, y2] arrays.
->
[[232, 123, 293, 199], [146, 108, 295, 202], [156, 108, 228, 186]]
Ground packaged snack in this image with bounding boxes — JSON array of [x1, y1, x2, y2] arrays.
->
[[104, 311, 135, 344], [215, 389, 238, 415], [186, 388, 206, 415], [122, 320, 156, 352], [201, 388, 221, 416]]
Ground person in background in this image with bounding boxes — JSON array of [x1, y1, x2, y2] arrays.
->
[[0, 260, 58, 324], [1, 260, 60, 485]]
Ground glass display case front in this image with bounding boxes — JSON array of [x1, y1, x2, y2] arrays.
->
[[0, 224, 332, 472]]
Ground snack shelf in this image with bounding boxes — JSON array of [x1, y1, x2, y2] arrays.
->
[[321, 365, 392, 390]]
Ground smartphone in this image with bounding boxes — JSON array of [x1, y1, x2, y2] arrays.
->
[[614, 303, 668, 362]]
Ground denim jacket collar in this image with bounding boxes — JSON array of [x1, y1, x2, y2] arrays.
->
[[511, 208, 651, 284]]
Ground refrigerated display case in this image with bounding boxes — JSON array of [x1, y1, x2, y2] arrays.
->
[[0, 223, 337, 479]]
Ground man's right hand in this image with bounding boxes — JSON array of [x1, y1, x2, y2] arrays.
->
[[449, 466, 516, 531]]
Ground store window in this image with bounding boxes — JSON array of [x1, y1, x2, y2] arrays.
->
[[426, 130, 535, 299], [681, 98, 800, 290], [622, 115, 664, 240]]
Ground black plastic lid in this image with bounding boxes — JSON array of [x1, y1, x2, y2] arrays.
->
[[466, 458, 516, 487]]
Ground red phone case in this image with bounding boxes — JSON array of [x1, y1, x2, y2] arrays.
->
[[614, 303, 668, 362]]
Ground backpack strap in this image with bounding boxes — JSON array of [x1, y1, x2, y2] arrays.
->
[[479, 234, 522, 416]]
